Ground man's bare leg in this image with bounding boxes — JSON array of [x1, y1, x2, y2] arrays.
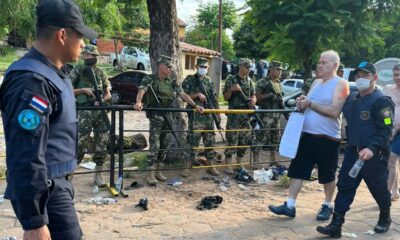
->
[[324, 180, 336, 203], [388, 152, 400, 200]]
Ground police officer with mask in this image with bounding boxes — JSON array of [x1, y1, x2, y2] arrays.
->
[[70, 44, 111, 188], [0, 0, 97, 239], [317, 62, 394, 238]]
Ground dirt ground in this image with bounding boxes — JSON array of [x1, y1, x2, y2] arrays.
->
[[1, 111, 400, 240]]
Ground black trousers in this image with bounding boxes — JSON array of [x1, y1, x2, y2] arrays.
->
[[334, 146, 391, 213]]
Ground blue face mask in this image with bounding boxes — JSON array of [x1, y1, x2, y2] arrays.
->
[[355, 77, 371, 91], [197, 67, 208, 76]]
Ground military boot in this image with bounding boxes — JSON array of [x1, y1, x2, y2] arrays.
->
[[180, 160, 191, 178], [236, 157, 248, 171], [207, 164, 220, 176], [224, 157, 234, 175], [94, 166, 106, 188], [155, 163, 168, 182], [146, 165, 158, 186], [374, 209, 391, 233], [251, 151, 262, 169], [316, 212, 345, 238], [269, 151, 278, 166]]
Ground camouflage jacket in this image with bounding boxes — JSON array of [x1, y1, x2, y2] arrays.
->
[[139, 74, 182, 108], [255, 76, 282, 109], [69, 64, 109, 105], [182, 74, 218, 108], [302, 77, 316, 95], [223, 74, 255, 109]]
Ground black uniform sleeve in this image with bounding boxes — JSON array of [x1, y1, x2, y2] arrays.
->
[[367, 97, 395, 155], [0, 72, 56, 230]]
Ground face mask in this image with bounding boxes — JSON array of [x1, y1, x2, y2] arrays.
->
[[356, 77, 371, 91], [197, 67, 208, 76], [84, 57, 97, 66]]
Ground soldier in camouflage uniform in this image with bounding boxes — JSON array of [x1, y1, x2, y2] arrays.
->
[[254, 60, 284, 166], [134, 55, 203, 186], [223, 58, 257, 174], [70, 45, 112, 187], [181, 58, 220, 176]]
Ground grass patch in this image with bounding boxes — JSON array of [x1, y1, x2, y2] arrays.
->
[[0, 46, 17, 72], [276, 173, 290, 188], [123, 152, 147, 178]]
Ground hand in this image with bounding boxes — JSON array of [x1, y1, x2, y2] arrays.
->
[[230, 84, 242, 92], [195, 105, 204, 113], [94, 101, 100, 106], [358, 148, 374, 161], [247, 98, 256, 108], [82, 88, 95, 97], [134, 102, 143, 111], [103, 91, 112, 102], [23, 225, 51, 240], [197, 93, 207, 103], [297, 98, 311, 112]]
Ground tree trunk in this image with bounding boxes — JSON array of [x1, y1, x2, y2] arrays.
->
[[146, 0, 187, 162], [302, 47, 313, 80]]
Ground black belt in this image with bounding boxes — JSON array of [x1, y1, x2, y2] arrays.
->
[[47, 173, 73, 187]]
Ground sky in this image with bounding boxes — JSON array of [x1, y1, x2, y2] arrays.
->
[[176, 0, 247, 27]]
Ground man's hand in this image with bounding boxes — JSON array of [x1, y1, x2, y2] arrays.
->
[[23, 225, 51, 240], [197, 93, 207, 103], [230, 84, 242, 92], [195, 105, 204, 113], [103, 91, 112, 102], [358, 148, 374, 161], [247, 98, 256, 108], [82, 88, 95, 97], [134, 102, 143, 111]]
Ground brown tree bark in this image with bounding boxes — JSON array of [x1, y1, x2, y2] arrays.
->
[[146, 0, 188, 162]]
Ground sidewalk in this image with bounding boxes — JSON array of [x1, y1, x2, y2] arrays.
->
[[1, 169, 399, 240]]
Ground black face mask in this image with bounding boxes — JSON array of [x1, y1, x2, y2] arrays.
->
[[84, 57, 97, 66]]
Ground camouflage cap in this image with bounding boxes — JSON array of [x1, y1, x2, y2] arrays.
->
[[196, 57, 209, 67], [82, 45, 99, 56], [269, 60, 283, 70], [157, 55, 174, 68], [239, 58, 252, 67]]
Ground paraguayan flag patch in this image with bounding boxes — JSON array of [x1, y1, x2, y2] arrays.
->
[[29, 95, 49, 114]]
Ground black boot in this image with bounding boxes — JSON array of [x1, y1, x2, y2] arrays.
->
[[316, 212, 345, 238], [374, 209, 391, 233]]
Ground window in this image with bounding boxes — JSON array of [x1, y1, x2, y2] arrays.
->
[[296, 81, 303, 88], [285, 81, 295, 87], [185, 55, 196, 70]]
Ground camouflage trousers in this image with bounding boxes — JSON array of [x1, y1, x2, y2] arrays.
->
[[77, 110, 110, 166], [185, 114, 215, 161], [254, 114, 281, 152], [148, 114, 174, 165], [225, 114, 251, 158]]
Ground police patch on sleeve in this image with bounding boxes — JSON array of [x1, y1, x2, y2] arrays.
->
[[381, 107, 392, 125], [18, 109, 41, 130]]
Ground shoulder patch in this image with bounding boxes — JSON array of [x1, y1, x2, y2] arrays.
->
[[381, 107, 393, 125], [18, 109, 41, 130], [29, 95, 49, 114]]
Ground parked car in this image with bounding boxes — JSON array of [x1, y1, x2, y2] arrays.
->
[[109, 46, 151, 71], [109, 70, 149, 104], [281, 78, 304, 95]]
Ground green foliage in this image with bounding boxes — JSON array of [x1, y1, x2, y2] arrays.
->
[[246, 0, 400, 76], [197, 0, 238, 29], [0, 46, 17, 71], [0, 0, 36, 40], [233, 19, 269, 59]]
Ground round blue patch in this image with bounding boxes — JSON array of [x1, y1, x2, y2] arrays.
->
[[18, 109, 41, 130]]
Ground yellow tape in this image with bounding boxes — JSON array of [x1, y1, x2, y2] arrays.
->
[[192, 129, 251, 133], [384, 118, 392, 125], [202, 109, 256, 114], [192, 163, 250, 169], [105, 184, 119, 196]]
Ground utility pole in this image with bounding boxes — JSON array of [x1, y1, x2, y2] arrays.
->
[[217, 0, 222, 53]]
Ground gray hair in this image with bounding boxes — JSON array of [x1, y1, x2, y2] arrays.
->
[[321, 50, 340, 71]]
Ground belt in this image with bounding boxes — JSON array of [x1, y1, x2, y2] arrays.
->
[[47, 173, 73, 187], [305, 133, 341, 143]]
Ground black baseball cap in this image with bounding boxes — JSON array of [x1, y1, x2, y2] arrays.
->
[[354, 61, 376, 74], [36, 0, 98, 40]]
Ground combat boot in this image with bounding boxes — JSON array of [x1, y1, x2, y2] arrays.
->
[[224, 157, 234, 175], [236, 157, 248, 171], [207, 166, 220, 176], [316, 212, 345, 238], [374, 209, 391, 233], [155, 163, 168, 182], [146, 165, 158, 186], [180, 160, 191, 178], [94, 166, 106, 188], [251, 151, 262, 169], [269, 151, 278, 166]]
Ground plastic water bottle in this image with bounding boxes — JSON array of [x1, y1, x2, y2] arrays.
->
[[115, 176, 123, 192], [349, 159, 364, 178]]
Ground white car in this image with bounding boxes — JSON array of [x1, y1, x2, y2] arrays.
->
[[281, 79, 304, 95]]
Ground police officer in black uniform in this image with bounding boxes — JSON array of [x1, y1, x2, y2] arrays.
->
[[0, 0, 97, 239], [317, 62, 394, 238]]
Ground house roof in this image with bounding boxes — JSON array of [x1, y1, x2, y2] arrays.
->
[[180, 42, 221, 56], [177, 18, 187, 27]]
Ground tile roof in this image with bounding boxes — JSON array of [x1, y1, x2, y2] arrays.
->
[[180, 42, 221, 56]]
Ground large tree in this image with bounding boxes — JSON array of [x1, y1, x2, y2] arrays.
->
[[246, 0, 400, 78], [233, 19, 268, 59]]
